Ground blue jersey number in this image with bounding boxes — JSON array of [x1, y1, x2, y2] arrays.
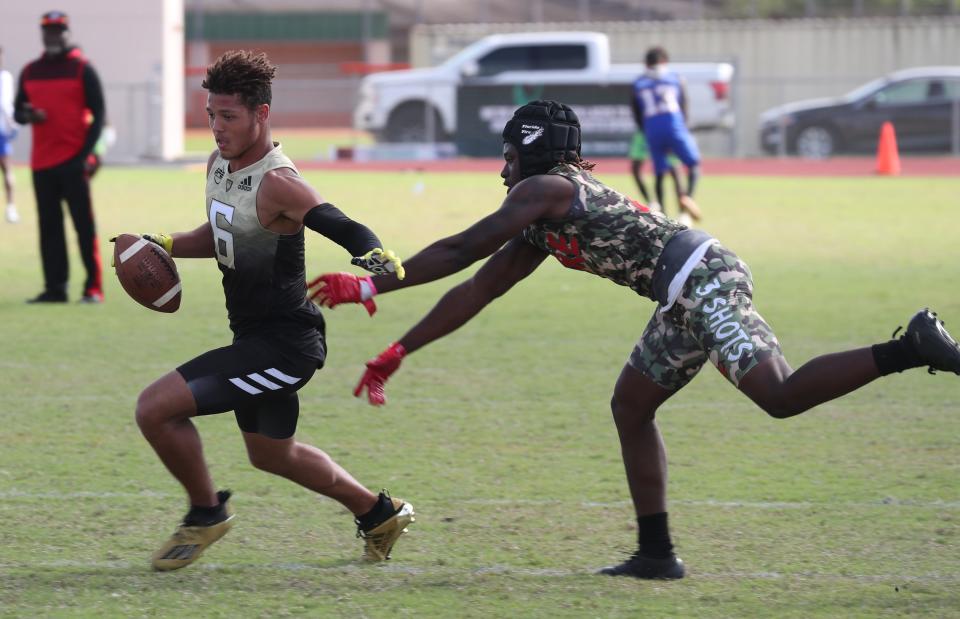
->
[[640, 84, 681, 118]]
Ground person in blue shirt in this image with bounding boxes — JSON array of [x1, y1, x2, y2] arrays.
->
[[631, 47, 702, 222]]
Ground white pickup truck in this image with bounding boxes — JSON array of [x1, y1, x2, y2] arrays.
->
[[354, 31, 734, 150]]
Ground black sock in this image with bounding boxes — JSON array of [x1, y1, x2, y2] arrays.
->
[[356, 492, 395, 531], [872, 338, 923, 376], [637, 512, 674, 559], [185, 500, 227, 526]]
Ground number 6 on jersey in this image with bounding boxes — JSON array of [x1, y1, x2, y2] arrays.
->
[[209, 199, 235, 268]]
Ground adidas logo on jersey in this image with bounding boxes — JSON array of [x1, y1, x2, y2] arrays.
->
[[238, 176, 253, 192]]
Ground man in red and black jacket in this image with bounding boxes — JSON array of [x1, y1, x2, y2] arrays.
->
[[14, 11, 106, 303]]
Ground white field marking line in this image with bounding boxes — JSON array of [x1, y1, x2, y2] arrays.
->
[[0, 394, 122, 401], [458, 498, 960, 509], [0, 491, 958, 509], [0, 490, 173, 499], [2, 560, 959, 583]]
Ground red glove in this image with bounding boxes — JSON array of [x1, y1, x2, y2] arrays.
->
[[354, 342, 407, 406], [307, 272, 377, 316]]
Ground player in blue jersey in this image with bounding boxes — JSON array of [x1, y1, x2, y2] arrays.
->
[[632, 47, 702, 222]]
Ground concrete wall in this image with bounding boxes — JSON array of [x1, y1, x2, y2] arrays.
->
[[411, 17, 960, 155], [0, 0, 184, 163]]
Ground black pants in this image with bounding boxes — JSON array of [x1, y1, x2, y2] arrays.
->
[[33, 160, 102, 296]]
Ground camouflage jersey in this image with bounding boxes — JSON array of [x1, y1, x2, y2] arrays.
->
[[521, 163, 686, 300]]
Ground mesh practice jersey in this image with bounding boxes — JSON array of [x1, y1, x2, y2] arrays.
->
[[205, 143, 322, 335]]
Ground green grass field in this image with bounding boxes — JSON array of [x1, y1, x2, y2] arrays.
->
[[0, 163, 958, 617]]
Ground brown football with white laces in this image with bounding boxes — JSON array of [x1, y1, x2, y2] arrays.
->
[[113, 233, 182, 313]]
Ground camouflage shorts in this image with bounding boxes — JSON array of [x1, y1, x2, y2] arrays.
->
[[629, 243, 783, 390]]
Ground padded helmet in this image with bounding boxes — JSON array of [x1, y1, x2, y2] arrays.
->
[[501, 100, 581, 180]]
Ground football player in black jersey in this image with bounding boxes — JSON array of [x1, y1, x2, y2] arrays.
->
[[122, 51, 414, 570]]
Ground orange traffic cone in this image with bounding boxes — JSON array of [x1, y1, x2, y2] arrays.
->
[[875, 121, 901, 176]]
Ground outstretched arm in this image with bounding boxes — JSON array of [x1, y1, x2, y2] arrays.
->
[[260, 169, 377, 253], [259, 168, 403, 277], [309, 173, 572, 313], [355, 238, 548, 404], [373, 175, 568, 295], [400, 237, 548, 354]]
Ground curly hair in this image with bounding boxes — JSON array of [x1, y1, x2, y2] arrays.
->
[[202, 50, 276, 109]]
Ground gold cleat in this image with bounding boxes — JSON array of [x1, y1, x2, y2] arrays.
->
[[678, 195, 702, 221], [357, 494, 415, 561], [151, 491, 234, 571]]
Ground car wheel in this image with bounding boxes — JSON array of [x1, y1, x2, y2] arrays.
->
[[384, 103, 448, 143], [793, 125, 837, 159]]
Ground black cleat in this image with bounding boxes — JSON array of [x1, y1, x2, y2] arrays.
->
[[599, 552, 686, 579], [902, 309, 960, 375], [27, 290, 67, 304]]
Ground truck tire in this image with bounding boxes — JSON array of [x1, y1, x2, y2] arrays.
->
[[384, 102, 449, 143]]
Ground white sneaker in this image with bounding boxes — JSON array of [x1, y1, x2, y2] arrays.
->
[[677, 212, 694, 227], [649, 202, 663, 213], [5, 204, 19, 223]]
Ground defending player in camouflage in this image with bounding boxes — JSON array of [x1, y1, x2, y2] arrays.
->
[[521, 163, 686, 299], [310, 99, 960, 582]]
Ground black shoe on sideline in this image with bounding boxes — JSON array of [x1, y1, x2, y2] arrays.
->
[[599, 552, 686, 579], [27, 291, 68, 304], [904, 309, 960, 375]]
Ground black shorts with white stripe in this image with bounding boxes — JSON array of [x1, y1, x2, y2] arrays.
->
[[176, 327, 325, 439]]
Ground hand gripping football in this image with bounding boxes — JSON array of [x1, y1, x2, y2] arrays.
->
[[113, 233, 182, 313]]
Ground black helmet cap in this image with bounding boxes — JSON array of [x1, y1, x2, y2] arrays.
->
[[501, 100, 581, 180]]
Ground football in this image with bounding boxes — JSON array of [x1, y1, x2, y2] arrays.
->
[[113, 233, 182, 313]]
